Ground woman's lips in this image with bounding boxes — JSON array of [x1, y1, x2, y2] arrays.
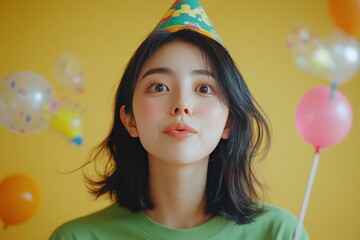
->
[[163, 122, 197, 139]]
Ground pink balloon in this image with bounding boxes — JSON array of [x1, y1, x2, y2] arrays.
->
[[295, 86, 353, 150]]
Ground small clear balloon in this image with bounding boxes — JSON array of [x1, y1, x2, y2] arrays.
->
[[54, 53, 85, 93]]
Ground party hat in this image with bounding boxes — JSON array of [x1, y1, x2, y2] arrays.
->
[[156, 0, 223, 45]]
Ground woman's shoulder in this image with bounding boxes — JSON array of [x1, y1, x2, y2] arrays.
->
[[259, 203, 299, 222], [49, 203, 128, 240], [258, 203, 309, 239], [222, 203, 309, 240]]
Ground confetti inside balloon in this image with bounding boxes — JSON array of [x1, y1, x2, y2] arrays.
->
[[54, 53, 85, 93], [0, 71, 57, 134], [286, 24, 323, 74], [50, 101, 84, 145]]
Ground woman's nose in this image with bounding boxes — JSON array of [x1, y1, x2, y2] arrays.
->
[[171, 93, 193, 116]]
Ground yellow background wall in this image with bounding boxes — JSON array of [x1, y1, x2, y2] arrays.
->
[[0, 0, 359, 239]]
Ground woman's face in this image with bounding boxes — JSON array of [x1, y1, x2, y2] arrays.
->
[[121, 40, 230, 165]]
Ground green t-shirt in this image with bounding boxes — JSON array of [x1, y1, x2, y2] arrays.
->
[[50, 203, 309, 240]]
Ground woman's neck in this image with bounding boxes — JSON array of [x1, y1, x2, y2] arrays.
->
[[144, 156, 211, 229]]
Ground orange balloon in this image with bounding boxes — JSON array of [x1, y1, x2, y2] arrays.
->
[[0, 174, 41, 229], [329, 0, 360, 36]]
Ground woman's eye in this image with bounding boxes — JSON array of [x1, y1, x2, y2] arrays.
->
[[195, 85, 214, 94], [149, 83, 169, 92]]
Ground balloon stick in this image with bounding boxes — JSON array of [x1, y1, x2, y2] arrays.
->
[[294, 151, 320, 240]]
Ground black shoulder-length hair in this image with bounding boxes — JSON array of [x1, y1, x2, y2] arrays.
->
[[85, 29, 271, 224]]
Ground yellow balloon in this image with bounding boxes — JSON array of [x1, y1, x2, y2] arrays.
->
[[50, 105, 83, 145]]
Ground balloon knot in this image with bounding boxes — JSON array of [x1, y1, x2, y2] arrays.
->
[[71, 136, 83, 146]]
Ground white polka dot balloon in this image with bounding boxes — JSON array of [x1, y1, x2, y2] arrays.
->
[[0, 71, 58, 134]]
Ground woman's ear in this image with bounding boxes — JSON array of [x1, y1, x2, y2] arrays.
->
[[221, 117, 231, 139], [120, 105, 139, 138]]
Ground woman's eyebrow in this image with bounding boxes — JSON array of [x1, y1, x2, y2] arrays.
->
[[140, 68, 215, 80], [140, 67, 173, 79], [191, 69, 215, 78]]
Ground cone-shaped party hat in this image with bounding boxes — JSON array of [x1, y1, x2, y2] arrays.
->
[[155, 0, 223, 45]]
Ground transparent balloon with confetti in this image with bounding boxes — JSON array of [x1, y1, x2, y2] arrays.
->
[[0, 71, 58, 134], [287, 25, 360, 87], [50, 100, 84, 146], [286, 24, 324, 75], [54, 53, 84, 93]]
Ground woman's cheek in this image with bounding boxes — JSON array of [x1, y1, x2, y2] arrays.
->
[[138, 99, 165, 119], [198, 101, 228, 124]]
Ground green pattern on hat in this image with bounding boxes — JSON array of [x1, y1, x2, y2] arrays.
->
[[156, 0, 223, 45]]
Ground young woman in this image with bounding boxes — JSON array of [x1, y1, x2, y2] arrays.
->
[[50, 1, 309, 239]]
